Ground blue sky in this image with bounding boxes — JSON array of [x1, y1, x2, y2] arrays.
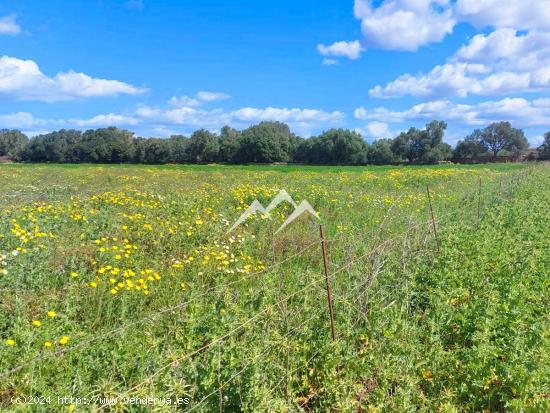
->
[[1, 0, 549, 146]]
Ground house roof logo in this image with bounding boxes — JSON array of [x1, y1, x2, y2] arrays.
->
[[228, 189, 320, 234]]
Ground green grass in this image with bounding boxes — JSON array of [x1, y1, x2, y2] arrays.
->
[[2, 161, 530, 172], [0, 163, 547, 412]]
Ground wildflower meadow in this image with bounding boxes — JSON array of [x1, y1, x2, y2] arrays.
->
[[0, 163, 548, 412]]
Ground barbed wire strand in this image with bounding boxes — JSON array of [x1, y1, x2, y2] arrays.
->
[[0, 240, 320, 379], [0, 171, 524, 383], [96, 279, 338, 410], [96, 221, 442, 409], [186, 308, 325, 412], [1, 168, 534, 413]]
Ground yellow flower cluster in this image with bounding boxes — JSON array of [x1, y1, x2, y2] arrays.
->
[[0, 164, 501, 359], [90, 266, 160, 296]]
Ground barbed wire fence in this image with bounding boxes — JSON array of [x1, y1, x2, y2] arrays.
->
[[0, 165, 538, 411]]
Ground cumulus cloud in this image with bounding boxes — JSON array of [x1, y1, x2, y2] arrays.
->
[[369, 28, 550, 98], [366, 121, 392, 137], [317, 40, 364, 60], [0, 55, 147, 102], [168, 91, 231, 107], [70, 114, 141, 128], [353, 0, 455, 51], [453, 29, 550, 70], [1, 96, 345, 137], [136, 105, 230, 127], [137, 95, 344, 130], [0, 111, 142, 130], [354, 97, 550, 127], [350, 0, 550, 52], [454, 0, 550, 30], [369, 62, 490, 98], [321, 0, 550, 64], [0, 112, 42, 128], [0, 106, 344, 140], [0, 14, 21, 35], [355, 121, 396, 139], [231, 107, 344, 123]]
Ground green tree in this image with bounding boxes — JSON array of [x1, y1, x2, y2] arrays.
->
[[78, 127, 135, 163], [21, 130, 81, 162], [368, 139, 397, 164], [538, 131, 550, 160], [168, 135, 190, 163], [187, 129, 219, 163], [293, 138, 316, 163], [391, 121, 451, 163], [453, 138, 488, 159], [296, 129, 368, 165], [134, 138, 171, 163], [217, 126, 241, 163], [235, 122, 293, 163], [0, 129, 28, 160], [318, 129, 368, 164], [469, 122, 528, 157]]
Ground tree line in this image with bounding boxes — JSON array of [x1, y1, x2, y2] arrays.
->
[[1, 120, 548, 165]]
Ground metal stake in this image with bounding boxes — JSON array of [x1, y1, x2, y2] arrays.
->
[[426, 185, 440, 252], [319, 225, 336, 341]]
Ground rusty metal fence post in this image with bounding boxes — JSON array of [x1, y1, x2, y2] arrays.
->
[[426, 185, 440, 252], [319, 225, 336, 341]]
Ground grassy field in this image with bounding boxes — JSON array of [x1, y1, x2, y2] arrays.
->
[[0, 163, 548, 412]]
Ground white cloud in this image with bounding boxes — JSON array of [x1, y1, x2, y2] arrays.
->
[[454, 28, 526, 63], [369, 62, 489, 98], [453, 29, 550, 72], [366, 121, 392, 137], [317, 40, 364, 60], [0, 105, 345, 136], [353, 0, 455, 51], [0, 111, 141, 130], [168, 91, 231, 107], [231, 107, 344, 123], [0, 112, 42, 128], [138, 95, 344, 129], [455, 0, 550, 30], [137, 105, 230, 127], [196, 91, 231, 102], [1, 97, 345, 137], [370, 28, 550, 98], [0, 14, 21, 36], [0, 55, 147, 102], [354, 97, 550, 127], [355, 121, 395, 139], [322, 58, 339, 66], [530, 135, 545, 147], [70, 113, 141, 128], [327, 0, 550, 59]]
